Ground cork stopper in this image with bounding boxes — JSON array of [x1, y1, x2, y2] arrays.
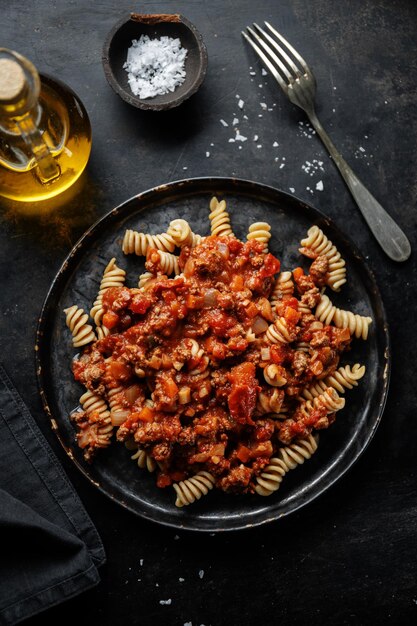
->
[[0, 58, 26, 102]]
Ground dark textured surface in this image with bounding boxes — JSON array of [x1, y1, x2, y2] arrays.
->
[[1, 0, 417, 623]]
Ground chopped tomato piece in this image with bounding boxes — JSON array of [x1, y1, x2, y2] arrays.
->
[[230, 275, 244, 292], [162, 376, 179, 399], [102, 311, 119, 329], [186, 294, 204, 309], [130, 406, 155, 423], [236, 444, 251, 463], [245, 301, 259, 318], [228, 362, 259, 424], [292, 267, 304, 281], [129, 292, 153, 315], [285, 306, 301, 325], [260, 253, 280, 278]]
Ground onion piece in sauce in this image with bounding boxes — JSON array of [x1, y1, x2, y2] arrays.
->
[[252, 315, 269, 335]]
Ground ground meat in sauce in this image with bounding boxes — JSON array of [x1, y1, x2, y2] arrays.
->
[[70, 234, 352, 495]]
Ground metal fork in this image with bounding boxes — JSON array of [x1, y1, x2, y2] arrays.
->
[[242, 22, 411, 262]]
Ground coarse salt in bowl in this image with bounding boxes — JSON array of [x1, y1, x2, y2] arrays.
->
[[102, 13, 208, 111]]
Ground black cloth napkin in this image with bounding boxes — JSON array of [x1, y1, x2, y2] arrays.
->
[[0, 365, 105, 625]]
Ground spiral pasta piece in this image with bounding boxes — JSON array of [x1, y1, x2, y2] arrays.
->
[[64, 305, 96, 348], [148, 249, 180, 276], [79, 390, 113, 448], [333, 308, 373, 341], [264, 364, 287, 387], [131, 447, 157, 472], [189, 355, 210, 376], [265, 317, 294, 344], [167, 218, 203, 248], [278, 434, 319, 471], [209, 197, 234, 237], [173, 471, 216, 507], [254, 456, 288, 496], [255, 434, 318, 495], [138, 271, 155, 289], [315, 295, 372, 340], [108, 385, 125, 412], [90, 258, 126, 330], [315, 294, 336, 325], [270, 271, 294, 308], [299, 226, 346, 291], [302, 387, 345, 418], [122, 229, 176, 255], [301, 364, 366, 400], [246, 222, 271, 253], [256, 389, 284, 415]]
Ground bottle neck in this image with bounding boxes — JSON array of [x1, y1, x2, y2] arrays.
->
[[0, 49, 60, 183]]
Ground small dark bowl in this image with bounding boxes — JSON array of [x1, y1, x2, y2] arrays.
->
[[102, 13, 208, 111]]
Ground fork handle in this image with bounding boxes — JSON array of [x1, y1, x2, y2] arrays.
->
[[307, 111, 411, 262]]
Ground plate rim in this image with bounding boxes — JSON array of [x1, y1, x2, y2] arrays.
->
[[35, 176, 391, 532]]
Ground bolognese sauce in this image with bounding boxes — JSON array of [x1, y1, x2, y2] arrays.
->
[[71, 234, 352, 494]]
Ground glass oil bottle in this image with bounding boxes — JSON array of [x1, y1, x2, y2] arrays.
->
[[0, 49, 91, 202]]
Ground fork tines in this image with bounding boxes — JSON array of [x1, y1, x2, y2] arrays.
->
[[242, 22, 310, 90]]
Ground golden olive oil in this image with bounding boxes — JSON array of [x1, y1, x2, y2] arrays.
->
[[0, 50, 91, 202]]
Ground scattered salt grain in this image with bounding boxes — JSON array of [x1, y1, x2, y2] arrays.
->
[[199, 570, 205, 579], [260, 102, 267, 110], [289, 187, 295, 193], [179, 577, 185, 582], [253, 134, 259, 141], [243, 115, 248, 120], [160, 599, 172, 605], [238, 99, 245, 109], [262, 68, 268, 76], [359, 146, 365, 152], [258, 114, 263, 118], [183, 166, 188, 170], [124, 35, 187, 99], [139, 559, 144, 566], [272, 141, 279, 147], [184, 622, 192, 626], [258, 84, 263, 88], [220, 119, 228, 127], [232, 117, 239, 125], [206, 151, 210, 157], [228, 138, 235, 143], [279, 163, 285, 169], [250, 71, 256, 76], [316, 180, 324, 191], [235, 131, 247, 142]]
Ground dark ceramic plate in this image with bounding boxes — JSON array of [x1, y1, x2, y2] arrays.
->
[[36, 178, 390, 532]]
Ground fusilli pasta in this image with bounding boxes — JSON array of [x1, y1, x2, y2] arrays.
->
[[167, 218, 203, 247], [255, 434, 318, 496], [209, 197, 234, 237], [122, 229, 176, 255], [131, 447, 157, 472], [315, 295, 372, 339], [300, 225, 346, 291], [173, 471, 216, 507], [90, 257, 126, 334], [301, 364, 366, 400], [246, 222, 271, 253], [64, 305, 96, 347]]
